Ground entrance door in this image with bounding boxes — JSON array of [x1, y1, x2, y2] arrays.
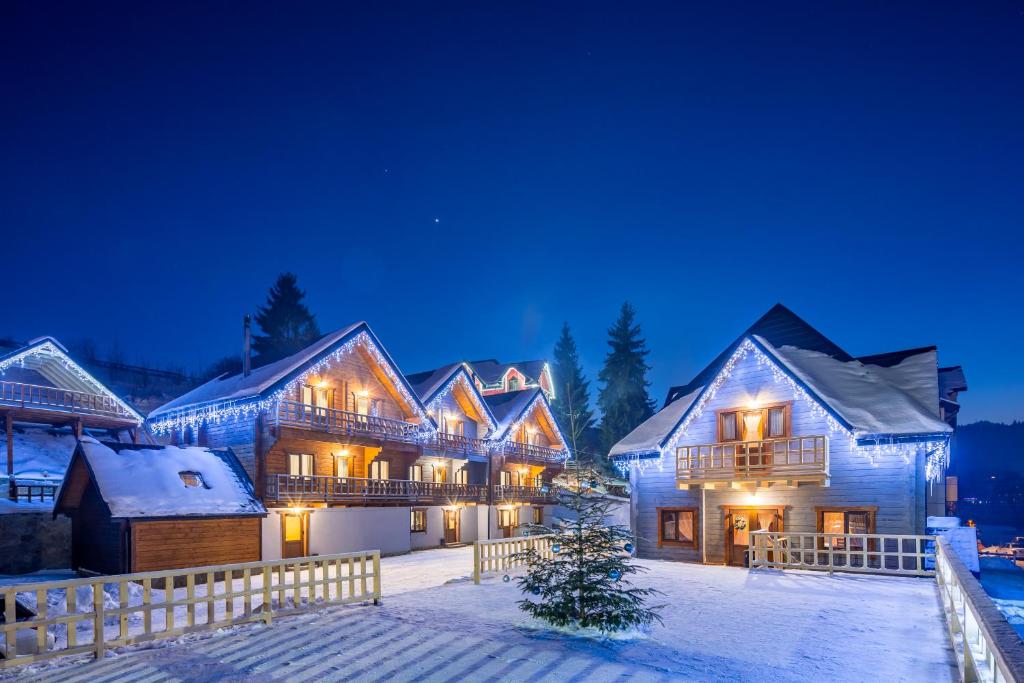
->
[[444, 509, 460, 544], [726, 508, 781, 566], [282, 512, 307, 559]]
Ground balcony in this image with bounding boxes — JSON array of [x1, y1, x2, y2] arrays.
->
[[265, 474, 488, 504], [493, 484, 556, 504], [0, 380, 138, 426], [428, 432, 489, 457], [274, 400, 420, 444], [500, 440, 566, 464], [676, 435, 829, 488]]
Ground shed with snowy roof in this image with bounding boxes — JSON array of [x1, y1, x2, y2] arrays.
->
[[54, 439, 265, 574]]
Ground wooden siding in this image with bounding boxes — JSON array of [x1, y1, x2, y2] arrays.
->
[[429, 389, 483, 439], [71, 478, 125, 575], [130, 518, 261, 573], [632, 351, 924, 564], [198, 414, 258, 482], [265, 433, 373, 479], [302, 349, 410, 421]]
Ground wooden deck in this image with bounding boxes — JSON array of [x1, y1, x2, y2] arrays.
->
[[0, 380, 139, 428], [273, 400, 421, 444], [264, 474, 488, 504], [676, 435, 829, 488]]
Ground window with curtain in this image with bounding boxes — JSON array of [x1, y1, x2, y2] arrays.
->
[[532, 507, 544, 524], [409, 464, 423, 481], [500, 471, 512, 486], [720, 412, 739, 441], [288, 453, 314, 476], [659, 508, 697, 547], [454, 468, 468, 484], [433, 467, 447, 483], [410, 508, 426, 532], [767, 407, 786, 437], [335, 456, 349, 478], [370, 459, 390, 480], [819, 509, 874, 549], [720, 405, 790, 442]]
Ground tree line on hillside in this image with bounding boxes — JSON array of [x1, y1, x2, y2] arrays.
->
[[207, 273, 658, 469]]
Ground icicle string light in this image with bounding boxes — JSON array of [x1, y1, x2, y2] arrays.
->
[[493, 392, 571, 461], [614, 338, 950, 483], [150, 331, 433, 435], [425, 370, 497, 435], [0, 340, 143, 423]]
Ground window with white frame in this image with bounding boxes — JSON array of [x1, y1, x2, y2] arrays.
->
[[288, 453, 314, 476], [370, 459, 390, 480]]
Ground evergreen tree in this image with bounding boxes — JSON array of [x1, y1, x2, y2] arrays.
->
[[597, 302, 655, 454], [550, 322, 597, 460], [252, 273, 321, 366], [514, 464, 663, 633]]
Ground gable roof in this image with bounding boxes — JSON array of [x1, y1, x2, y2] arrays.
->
[[613, 305, 954, 460], [405, 363, 498, 433], [664, 303, 851, 406], [470, 359, 549, 387], [149, 322, 430, 425], [0, 336, 143, 424], [55, 438, 265, 519], [484, 388, 565, 447]]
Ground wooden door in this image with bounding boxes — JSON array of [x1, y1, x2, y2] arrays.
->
[[282, 512, 307, 559], [444, 509, 460, 544], [726, 508, 781, 566]]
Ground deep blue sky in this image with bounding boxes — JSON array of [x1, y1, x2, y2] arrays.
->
[[2, 2, 1022, 423]]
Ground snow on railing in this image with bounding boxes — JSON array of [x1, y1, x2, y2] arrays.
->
[[748, 530, 934, 577], [0, 380, 135, 421], [0, 550, 381, 670], [935, 537, 1024, 683], [472, 535, 554, 585]]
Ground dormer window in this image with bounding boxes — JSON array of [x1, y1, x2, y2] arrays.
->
[[179, 471, 207, 488]]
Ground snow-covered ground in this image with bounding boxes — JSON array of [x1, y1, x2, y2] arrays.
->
[[1, 547, 956, 682], [980, 556, 1024, 640]]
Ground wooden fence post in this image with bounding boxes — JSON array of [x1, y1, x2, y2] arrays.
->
[[262, 566, 273, 625], [473, 542, 481, 585], [92, 581, 105, 660], [372, 552, 382, 605]]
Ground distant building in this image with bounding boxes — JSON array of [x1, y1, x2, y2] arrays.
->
[[610, 304, 966, 565]]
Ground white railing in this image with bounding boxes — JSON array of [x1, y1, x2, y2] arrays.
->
[[677, 435, 828, 485], [0, 380, 135, 421], [472, 535, 554, 584], [749, 530, 934, 577], [0, 550, 381, 670], [936, 537, 1024, 682]]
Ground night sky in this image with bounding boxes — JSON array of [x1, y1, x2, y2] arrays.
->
[[3, 2, 1022, 423]]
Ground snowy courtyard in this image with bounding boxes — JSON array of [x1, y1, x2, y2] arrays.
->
[[2, 546, 956, 682]]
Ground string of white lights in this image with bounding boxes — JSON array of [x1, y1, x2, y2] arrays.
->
[[613, 338, 950, 483], [149, 331, 433, 435], [425, 370, 497, 435], [0, 340, 143, 423], [492, 392, 571, 461]]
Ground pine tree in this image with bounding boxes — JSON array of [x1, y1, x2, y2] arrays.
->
[[514, 463, 663, 633], [597, 302, 655, 454], [252, 273, 321, 366], [550, 323, 597, 460]]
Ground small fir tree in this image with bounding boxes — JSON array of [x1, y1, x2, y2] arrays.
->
[[514, 463, 663, 633], [252, 273, 321, 366], [550, 323, 599, 462]]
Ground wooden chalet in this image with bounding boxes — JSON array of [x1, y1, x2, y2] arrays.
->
[[53, 439, 265, 574], [610, 304, 966, 566]]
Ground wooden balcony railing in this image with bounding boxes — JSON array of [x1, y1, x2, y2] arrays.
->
[[0, 381, 136, 422], [265, 474, 487, 504], [676, 435, 828, 487], [501, 440, 567, 463], [430, 432, 489, 456], [492, 484, 555, 503], [8, 479, 58, 503], [274, 401, 420, 443]]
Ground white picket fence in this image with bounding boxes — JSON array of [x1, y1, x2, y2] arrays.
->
[[472, 535, 554, 584], [0, 550, 381, 670], [749, 530, 935, 577]]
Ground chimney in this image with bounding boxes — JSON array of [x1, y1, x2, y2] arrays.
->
[[243, 314, 252, 377]]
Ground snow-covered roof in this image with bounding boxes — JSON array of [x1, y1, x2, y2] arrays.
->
[[483, 388, 565, 447], [406, 364, 498, 433], [609, 386, 703, 457], [150, 322, 365, 415], [611, 305, 956, 460], [757, 336, 950, 437], [58, 438, 265, 519], [470, 359, 549, 386]]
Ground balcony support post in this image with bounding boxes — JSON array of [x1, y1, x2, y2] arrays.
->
[[5, 412, 12, 480]]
